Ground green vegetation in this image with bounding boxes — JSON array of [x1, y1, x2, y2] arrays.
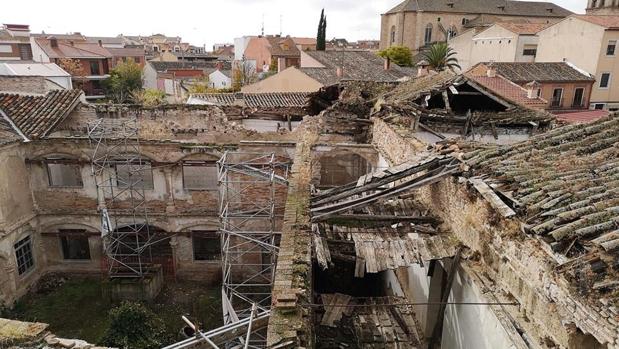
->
[[105, 59, 143, 103], [102, 302, 169, 349], [131, 88, 167, 107], [316, 9, 327, 51], [10, 278, 222, 346], [11, 279, 111, 342], [422, 42, 461, 71], [377, 46, 413, 67]]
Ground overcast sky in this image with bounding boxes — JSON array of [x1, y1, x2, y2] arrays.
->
[[2, 0, 585, 49]]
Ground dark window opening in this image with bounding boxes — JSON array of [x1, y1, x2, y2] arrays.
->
[[60, 230, 91, 260], [594, 103, 605, 110], [522, 48, 537, 56], [18, 44, 32, 60], [600, 73, 611, 88], [89, 61, 100, 75], [607, 40, 616, 56], [192, 231, 220, 261], [424, 25, 433, 44], [551, 88, 563, 107], [15, 236, 34, 275], [573, 88, 585, 107]]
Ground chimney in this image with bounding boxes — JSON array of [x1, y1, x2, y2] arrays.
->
[[216, 61, 223, 71], [384, 57, 391, 71], [98, 40, 103, 47], [486, 64, 497, 78], [336, 66, 344, 78], [50, 37, 58, 48], [525, 80, 541, 99], [416, 60, 429, 77]]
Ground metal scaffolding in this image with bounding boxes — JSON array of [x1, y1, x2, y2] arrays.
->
[[88, 117, 162, 278], [218, 151, 289, 347]]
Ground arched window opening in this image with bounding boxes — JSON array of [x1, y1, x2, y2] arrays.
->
[[424, 24, 433, 44], [319, 153, 372, 188]]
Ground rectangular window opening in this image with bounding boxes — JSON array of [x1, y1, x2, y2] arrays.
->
[[192, 231, 220, 261], [46, 160, 83, 188], [182, 161, 218, 190], [607, 40, 616, 56], [600, 73, 611, 88], [15, 236, 34, 275], [60, 230, 91, 260], [115, 160, 154, 190], [573, 88, 585, 107]]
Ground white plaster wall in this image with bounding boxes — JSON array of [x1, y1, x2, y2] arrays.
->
[[469, 26, 518, 67], [442, 267, 517, 349], [241, 119, 301, 132], [30, 37, 50, 63], [449, 29, 477, 72], [143, 63, 158, 90], [208, 70, 232, 90], [514, 35, 539, 63]]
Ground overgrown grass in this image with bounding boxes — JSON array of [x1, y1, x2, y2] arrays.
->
[[10, 278, 223, 346], [11, 278, 111, 343]]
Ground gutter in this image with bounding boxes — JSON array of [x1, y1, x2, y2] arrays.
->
[[0, 108, 30, 142]]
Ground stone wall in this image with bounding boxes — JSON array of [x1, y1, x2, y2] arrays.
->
[[371, 119, 619, 348], [0, 76, 51, 95]]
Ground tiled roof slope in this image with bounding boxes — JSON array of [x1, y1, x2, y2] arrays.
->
[[464, 115, 619, 300], [385, 0, 572, 17], [0, 90, 82, 139], [575, 14, 619, 29], [189, 92, 309, 107], [34, 38, 112, 59], [301, 50, 412, 86], [488, 62, 594, 83], [496, 22, 551, 34], [149, 61, 231, 72], [466, 72, 548, 109]]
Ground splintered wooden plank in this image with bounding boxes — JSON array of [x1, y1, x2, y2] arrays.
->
[[365, 241, 378, 273], [417, 238, 432, 262], [469, 177, 516, 218], [313, 232, 332, 270], [320, 293, 351, 327]]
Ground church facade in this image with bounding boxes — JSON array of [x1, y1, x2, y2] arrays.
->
[[380, 0, 572, 52]]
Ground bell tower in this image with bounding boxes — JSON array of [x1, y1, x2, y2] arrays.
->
[[587, 0, 619, 15]]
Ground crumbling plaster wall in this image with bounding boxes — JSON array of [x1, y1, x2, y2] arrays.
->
[[371, 118, 619, 348]]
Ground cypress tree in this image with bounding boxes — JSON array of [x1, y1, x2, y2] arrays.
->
[[317, 9, 326, 51]]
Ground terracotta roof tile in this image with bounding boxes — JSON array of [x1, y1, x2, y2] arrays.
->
[[487, 62, 594, 82], [465, 72, 547, 109], [189, 92, 309, 108], [495, 22, 552, 34], [555, 110, 610, 124], [575, 14, 619, 29], [0, 90, 82, 139], [385, 0, 572, 17], [301, 50, 412, 86], [34, 38, 112, 59]]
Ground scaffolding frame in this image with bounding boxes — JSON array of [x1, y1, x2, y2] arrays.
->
[[88, 117, 162, 278], [218, 151, 289, 347]]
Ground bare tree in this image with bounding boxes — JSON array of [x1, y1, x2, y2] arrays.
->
[[232, 57, 257, 91]]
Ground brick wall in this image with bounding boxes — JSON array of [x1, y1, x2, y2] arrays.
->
[[0, 76, 49, 94]]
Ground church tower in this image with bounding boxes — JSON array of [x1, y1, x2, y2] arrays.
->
[[587, 0, 619, 14]]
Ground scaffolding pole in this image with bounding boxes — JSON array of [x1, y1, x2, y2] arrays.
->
[[87, 117, 160, 278], [218, 152, 289, 347]]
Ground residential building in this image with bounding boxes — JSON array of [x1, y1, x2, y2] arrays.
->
[[380, 0, 571, 52], [0, 62, 72, 90], [468, 62, 595, 111], [464, 64, 548, 110], [243, 35, 301, 73], [31, 36, 112, 99], [120, 34, 190, 58], [291, 37, 316, 51], [0, 24, 33, 61], [450, 22, 550, 71], [107, 47, 146, 68], [241, 50, 412, 93], [536, 15, 619, 110], [143, 60, 232, 101]]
